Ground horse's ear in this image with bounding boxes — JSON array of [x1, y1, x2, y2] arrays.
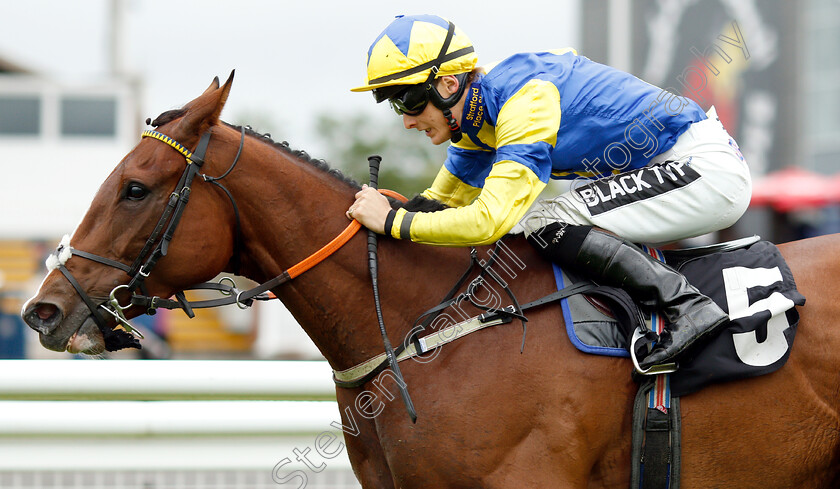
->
[[202, 76, 221, 95], [174, 70, 235, 137]]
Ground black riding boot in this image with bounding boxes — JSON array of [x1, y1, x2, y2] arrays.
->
[[528, 223, 729, 369]]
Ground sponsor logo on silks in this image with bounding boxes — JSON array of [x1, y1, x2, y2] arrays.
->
[[729, 138, 745, 161], [464, 85, 484, 130], [574, 159, 701, 216]]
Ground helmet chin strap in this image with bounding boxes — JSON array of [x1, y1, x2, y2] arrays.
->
[[442, 108, 462, 143], [427, 71, 469, 143]]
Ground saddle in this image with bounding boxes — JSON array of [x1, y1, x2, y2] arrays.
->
[[558, 235, 804, 396], [555, 236, 805, 489]]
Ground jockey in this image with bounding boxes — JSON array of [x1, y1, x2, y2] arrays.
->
[[347, 14, 752, 370]]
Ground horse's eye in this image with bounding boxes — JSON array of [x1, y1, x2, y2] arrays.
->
[[125, 183, 148, 201]]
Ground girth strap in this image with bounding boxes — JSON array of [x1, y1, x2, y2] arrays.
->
[[631, 378, 682, 489]]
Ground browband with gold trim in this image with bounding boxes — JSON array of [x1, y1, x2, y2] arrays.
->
[[142, 130, 195, 162]]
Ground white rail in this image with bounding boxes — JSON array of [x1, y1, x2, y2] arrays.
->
[[0, 400, 354, 472], [0, 400, 339, 435], [0, 359, 337, 400], [0, 360, 360, 486]]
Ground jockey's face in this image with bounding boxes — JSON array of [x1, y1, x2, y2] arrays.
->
[[400, 76, 464, 146]]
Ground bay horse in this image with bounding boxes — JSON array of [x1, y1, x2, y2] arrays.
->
[[21, 73, 840, 488]]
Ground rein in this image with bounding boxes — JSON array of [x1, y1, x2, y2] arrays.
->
[[130, 218, 366, 314], [132, 188, 406, 313]]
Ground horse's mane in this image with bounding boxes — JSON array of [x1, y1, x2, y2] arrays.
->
[[231, 123, 364, 191], [147, 109, 448, 213]]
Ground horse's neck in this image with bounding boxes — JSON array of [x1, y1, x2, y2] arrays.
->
[[224, 137, 465, 369], [229, 146, 358, 283]]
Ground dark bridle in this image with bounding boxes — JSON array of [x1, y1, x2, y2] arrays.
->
[[47, 126, 246, 351], [47, 125, 376, 353]]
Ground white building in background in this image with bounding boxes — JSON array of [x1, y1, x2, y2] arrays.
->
[[0, 66, 139, 239], [0, 55, 322, 361]]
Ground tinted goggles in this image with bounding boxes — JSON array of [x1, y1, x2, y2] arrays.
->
[[388, 85, 430, 116]]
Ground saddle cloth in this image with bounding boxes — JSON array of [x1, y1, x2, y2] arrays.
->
[[553, 239, 805, 397]]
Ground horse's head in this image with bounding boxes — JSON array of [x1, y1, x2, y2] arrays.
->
[[22, 73, 240, 354]]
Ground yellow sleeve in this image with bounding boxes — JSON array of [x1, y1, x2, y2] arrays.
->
[[390, 161, 547, 246], [420, 165, 482, 208]]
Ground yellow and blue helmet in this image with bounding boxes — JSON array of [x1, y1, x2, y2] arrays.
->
[[351, 15, 477, 95]]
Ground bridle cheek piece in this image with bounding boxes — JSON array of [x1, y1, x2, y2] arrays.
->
[[47, 127, 244, 351]]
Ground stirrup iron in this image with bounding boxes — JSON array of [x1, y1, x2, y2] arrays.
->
[[631, 328, 676, 375]]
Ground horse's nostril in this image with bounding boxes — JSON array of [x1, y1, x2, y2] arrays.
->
[[23, 302, 63, 335], [36, 303, 58, 321]]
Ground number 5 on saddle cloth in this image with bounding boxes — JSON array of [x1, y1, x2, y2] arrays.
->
[[556, 237, 805, 397]]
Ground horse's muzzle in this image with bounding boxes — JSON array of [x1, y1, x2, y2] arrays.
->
[[22, 300, 107, 354], [22, 301, 63, 336]]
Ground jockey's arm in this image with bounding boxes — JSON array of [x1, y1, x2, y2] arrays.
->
[[388, 78, 561, 246], [390, 162, 546, 246], [420, 165, 482, 208]]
